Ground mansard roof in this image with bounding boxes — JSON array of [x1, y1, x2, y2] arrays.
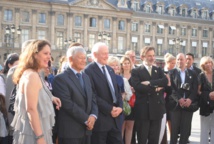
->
[[37, 0, 214, 18]]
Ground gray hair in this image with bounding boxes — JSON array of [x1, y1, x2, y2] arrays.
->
[[66, 46, 86, 58], [21, 39, 36, 52], [91, 42, 108, 60], [107, 56, 120, 67]]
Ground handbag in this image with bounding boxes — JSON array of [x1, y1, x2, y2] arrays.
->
[[128, 93, 136, 108], [166, 94, 179, 111], [123, 100, 131, 116]]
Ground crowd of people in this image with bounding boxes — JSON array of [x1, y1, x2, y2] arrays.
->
[[0, 39, 213, 144]]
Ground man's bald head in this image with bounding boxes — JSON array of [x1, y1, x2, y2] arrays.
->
[[176, 53, 186, 70]]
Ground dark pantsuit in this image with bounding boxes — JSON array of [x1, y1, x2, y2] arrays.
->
[[170, 110, 193, 144], [135, 119, 162, 144]]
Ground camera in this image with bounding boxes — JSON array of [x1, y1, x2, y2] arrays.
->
[[180, 83, 190, 91]]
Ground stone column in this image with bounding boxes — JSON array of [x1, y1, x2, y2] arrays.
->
[[0, 6, 3, 47], [112, 17, 117, 50], [209, 28, 213, 55], [139, 21, 143, 49], [49, 11, 55, 49], [67, 12, 73, 39], [152, 22, 156, 47], [126, 18, 131, 50], [14, 8, 20, 48], [84, 14, 88, 47], [198, 26, 202, 57], [187, 25, 191, 53], [32, 9, 37, 39], [164, 23, 168, 52], [98, 16, 103, 32]]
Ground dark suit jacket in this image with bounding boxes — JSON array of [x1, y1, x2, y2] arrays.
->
[[84, 62, 123, 132], [131, 65, 168, 120], [192, 65, 201, 77], [198, 71, 214, 116], [52, 68, 98, 138], [169, 68, 198, 110]]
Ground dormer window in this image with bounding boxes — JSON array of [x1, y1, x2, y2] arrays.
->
[[182, 9, 186, 16], [170, 8, 176, 16], [157, 6, 163, 14], [202, 11, 208, 19], [117, 0, 128, 8], [132, 1, 139, 11], [121, 0, 125, 6], [145, 5, 151, 13], [192, 10, 197, 18]]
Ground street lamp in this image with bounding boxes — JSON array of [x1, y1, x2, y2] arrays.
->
[[4, 24, 22, 48], [64, 37, 76, 48], [172, 37, 183, 54], [98, 31, 111, 42]]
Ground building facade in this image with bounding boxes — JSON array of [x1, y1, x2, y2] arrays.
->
[[0, 0, 214, 65]]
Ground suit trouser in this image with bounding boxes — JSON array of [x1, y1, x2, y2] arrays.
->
[[135, 118, 162, 144], [200, 112, 214, 144], [170, 110, 193, 144], [91, 126, 123, 144], [58, 136, 90, 144]]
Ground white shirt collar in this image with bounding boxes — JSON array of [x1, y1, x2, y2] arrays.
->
[[143, 61, 152, 71]]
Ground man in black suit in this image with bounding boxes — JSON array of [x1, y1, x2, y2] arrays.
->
[[185, 53, 201, 143], [84, 42, 123, 144], [169, 53, 198, 144], [52, 46, 98, 144], [130, 46, 168, 144], [186, 53, 201, 76]]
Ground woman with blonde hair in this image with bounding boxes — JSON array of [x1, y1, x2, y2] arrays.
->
[[198, 56, 214, 143], [120, 56, 135, 144], [159, 53, 175, 144], [11, 40, 61, 144]]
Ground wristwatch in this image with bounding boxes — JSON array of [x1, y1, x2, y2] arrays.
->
[[35, 134, 44, 141]]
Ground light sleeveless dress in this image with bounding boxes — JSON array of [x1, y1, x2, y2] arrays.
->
[[11, 74, 55, 144]]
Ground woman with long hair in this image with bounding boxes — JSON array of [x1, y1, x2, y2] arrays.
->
[[120, 56, 135, 144], [11, 40, 61, 144]]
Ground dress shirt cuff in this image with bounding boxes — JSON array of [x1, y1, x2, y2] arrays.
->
[[84, 114, 97, 125], [90, 114, 97, 120]]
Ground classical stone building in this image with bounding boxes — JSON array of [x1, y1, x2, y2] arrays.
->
[[0, 0, 214, 65]]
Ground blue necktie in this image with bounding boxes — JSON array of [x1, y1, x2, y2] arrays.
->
[[102, 66, 117, 104], [76, 73, 84, 89]]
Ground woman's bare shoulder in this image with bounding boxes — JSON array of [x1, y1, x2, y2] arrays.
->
[[21, 69, 40, 82]]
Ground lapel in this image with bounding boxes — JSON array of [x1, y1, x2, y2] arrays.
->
[[150, 66, 158, 79], [82, 73, 90, 112], [185, 69, 190, 83], [65, 68, 86, 98], [106, 65, 117, 92], [139, 64, 151, 79], [174, 69, 182, 86], [91, 62, 107, 82]]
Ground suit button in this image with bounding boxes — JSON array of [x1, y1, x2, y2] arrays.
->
[[147, 101, 149, 104], [158, 101, 160, 104], [148, 93, 151, 95], [157, 93, 159, 96]]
